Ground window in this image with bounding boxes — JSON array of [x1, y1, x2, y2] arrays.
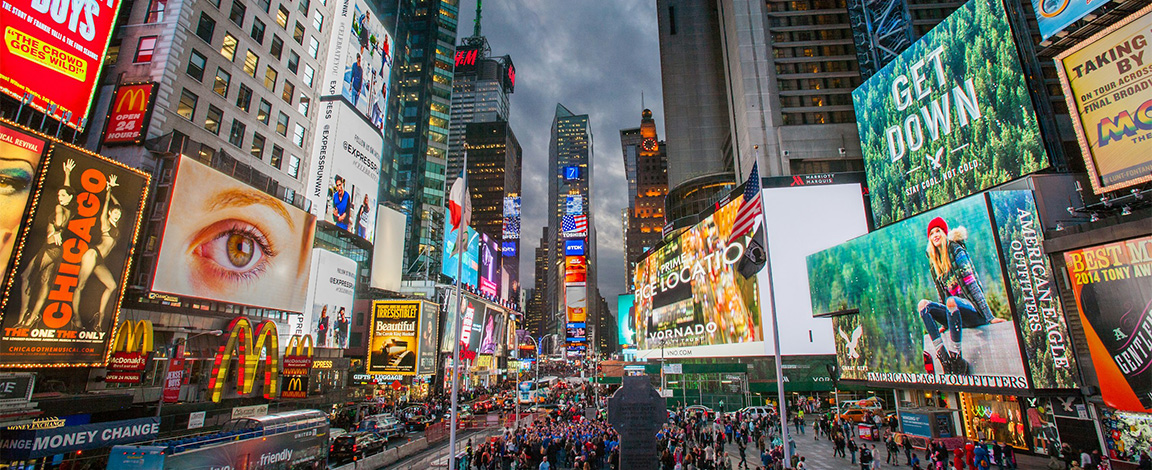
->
[[250, 18, 266, 43], [258, 99, 272, 124], [287, 155, 300, 178], [287, 50, 300, 73], [134, 36, 157, 63], [276, 6, 290, 28], [177, 89, 197, 120], [204, 105, 223, 134], [270, 145, 284, 168], [250, 133, 266, 160], [186, 50, 206, 80], [207, 0, 220, 7], [236, 84, 253, 111], [307, 36, 319, 58], [297, 0, 309, 14], [292, 123, 305, 147], [302, 64, 315, 86], [256, 0, 270, 12], [220, 33, 237, 60], [293, 21, 305, 43], [281, 81, 294, 103], [228, 119, 246, 147], [668, 6, 677, 35], [311, 10, 323, 31], [146, 0, 167, 22], [213, 68, 231, 96], [297, 96, 309, 116], [263, 67, 278, 90], [243, 50, 259, 76], [196, 13, 215, 42], [276, 112, 289, 136], [229, 0, 245, 26], [270, 35, 284, 59], [105, 44, 120, 66]]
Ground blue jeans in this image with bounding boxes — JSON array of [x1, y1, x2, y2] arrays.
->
[[919, 296, 987, 344]]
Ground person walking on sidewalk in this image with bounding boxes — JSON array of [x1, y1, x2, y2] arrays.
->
[[905, 436, 914, 465], [860, 443, 874, 470], [848, 438, 858, 464]]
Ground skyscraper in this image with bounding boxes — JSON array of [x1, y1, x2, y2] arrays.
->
[[620, 109, 668, 290]]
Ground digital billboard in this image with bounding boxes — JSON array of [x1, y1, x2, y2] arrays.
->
[[565, 256, 587, 283], [441, 218, 479, 287], [307, 99, 382, 242], [564, 166, 580, 180], [0, 142, 149, 366], [562, 215, 587, 238], [370, 205, 404, 291], [502, 196, 520, 240], [478, 233, 500, 297], [152, 156, 316, 312], [565, 240, 586, 257], [101, 83, 158, 146], [300, 249, 356, 348], [566, 284, 587, 324], [477, 306, 504, 355], [415, 300, 438, 375], [440, 291, 478, 353], [617, 294, 635, 347], [1054, 6, 1152, 195], [321, 0, 393, 131], [1064, 236, 1152, 412], [808, 194, 1029, 389], [0, 123, 47, 274], [566, 195, 583, 215], [567, 322, 587, 342], [368, 301, 420, 375], [0, 0, 122, 129], [853, 0, 1047, 228], [1032, 0, 1110, 40]]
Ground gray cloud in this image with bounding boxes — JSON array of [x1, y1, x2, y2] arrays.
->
[[456, 1, 664, 319]]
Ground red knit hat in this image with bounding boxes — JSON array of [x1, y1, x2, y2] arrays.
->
[[927, 217, 948, 237]]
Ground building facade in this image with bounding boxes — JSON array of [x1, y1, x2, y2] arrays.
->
[[620, 109, 668, 289]]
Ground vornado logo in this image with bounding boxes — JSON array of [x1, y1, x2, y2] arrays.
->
[[207, 317, 281, 402]]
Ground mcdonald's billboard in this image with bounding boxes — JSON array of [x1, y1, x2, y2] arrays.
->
[[105, 320, 154, 384], [102, 83, 157, 146], [280, 375, 309, 399], [207, 317, 281, 402]]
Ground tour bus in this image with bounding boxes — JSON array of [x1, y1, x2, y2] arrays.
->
[[109, 409, 330, 469]]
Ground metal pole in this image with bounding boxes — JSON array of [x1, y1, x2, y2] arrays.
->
[[448, 149, 468, 470], [514, 330, 519, 431]]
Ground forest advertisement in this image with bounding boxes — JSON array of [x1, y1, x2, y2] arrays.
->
[[1054, 6, 1152, 195], [989, 191, 1078, 389], [809, 195, 1029, 389], [367, 301, 419, 375], [1063, 236, 1152, 413], [853, 0, 1047, 228]]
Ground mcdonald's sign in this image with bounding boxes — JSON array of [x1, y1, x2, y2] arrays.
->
[[283, 334, 314, 376], [207, 317, 281, 402], [102, 83, 157, 145], [280, 375, 309, 399], [105, 320, 154, 384]]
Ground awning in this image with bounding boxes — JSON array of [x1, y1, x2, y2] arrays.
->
[[0, 417, 160, 460]]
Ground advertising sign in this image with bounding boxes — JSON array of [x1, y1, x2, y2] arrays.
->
[[989, 190, 1078, 389], [162, 343, 184, 403], [155, 422, 327, 470], [207, 318, 281, 402], [852, 0, 1047, 228], [1054, 6, 1152, 194], [441, 218, 479, 287], [566, 195, 583, 215], [565, 256, 587, 283], [479, 233, 500, 297], [321, 0, 393, 130], [565, 240, 586, 257], [562, 215, 587, 238], [0, 418, 159, 460], [152, 156, 316, 312], [301, 249, 356, 348], [0, 143, 149, 367], [503, 196, 520, 240], [566, 284, 587, 323], [368, 301, 420, 375], [416, 300, 438, 375], [1032, 0, 1110, 40], [370, 204, 405, 291], [440, 292, 477, 354], [566, 322, 587, 342], [307, 100, 382, 242], [477, 306, 504, 355], [901, 413, 933, 437], [102, 83, 158, 146], [618, 294, 635, 347], [808, 194, 1029, 389], [0, 0, 122, 129], [1063, 236, 1152, 412], [564, 166, 580, 180], [0, 123, 47, 275], [106, 320, 154, 384]]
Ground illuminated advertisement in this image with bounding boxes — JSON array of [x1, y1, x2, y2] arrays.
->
[[1055, 6, 1152, 195], [0, 143, 149, 366], [1063, 236, 1152, 412], [1032, 0, 1110, 40], [153, 156, 316, 312], [566, 195, 583, 215], [321, 0, 392, 131], [440, 292, 476, 354], [479, 233, 500, 297], [368, 301, 420, 375], [307, 99, 382, 242], [207, 317, 281, 402], [415, 300, 438, 375], [300, 249, 356, 348], [106, 320, 153, 384], [441, 218, 479, 287], [808, 194, 1029, 389], [563, 166, 580, 180], [618, 294, 635, 347], [562, 215, 587, 238], [0, 0, 122, 129], [454, 45, 481, 72], [565, 256, 587, 283], [0, 123, 46, 274], [853, 0, 1047, 228], [567, 322, 586, 342], [477, 306, 504, 355], [565, 240, 586, 257], [566, 284, 587, 324], [101, 83, 158, 146], [502, 196, 520, 240]]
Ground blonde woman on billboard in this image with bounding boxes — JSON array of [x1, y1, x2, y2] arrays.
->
[[73, 173, 122, 329], [16, 159, 74, 328]]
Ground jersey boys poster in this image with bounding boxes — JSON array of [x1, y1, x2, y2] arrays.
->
[[0, 143, 148, 366]]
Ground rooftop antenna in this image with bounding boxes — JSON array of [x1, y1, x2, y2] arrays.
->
[[474, 0, 483, 37], [641, 91, 645, 110]]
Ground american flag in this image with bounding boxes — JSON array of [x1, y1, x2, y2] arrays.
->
[[503, 216, 520, 239], [729, 162, 763, 243], [562, 214, 588, 237]]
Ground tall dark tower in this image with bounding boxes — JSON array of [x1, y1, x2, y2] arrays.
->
[[620, 109, 668, 291]]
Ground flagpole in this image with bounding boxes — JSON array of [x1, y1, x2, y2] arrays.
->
[[448, 147, 467, 470]]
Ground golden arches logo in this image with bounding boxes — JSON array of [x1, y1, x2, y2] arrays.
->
[[111, 320, 154, 354], [285, 334, 314, 357], [207, 317, 281, 403], [114, 86, 150, 113]]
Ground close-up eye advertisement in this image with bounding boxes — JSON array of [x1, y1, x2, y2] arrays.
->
[[151, 156, 316, 312]]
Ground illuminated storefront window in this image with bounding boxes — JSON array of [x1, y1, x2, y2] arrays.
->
[[960, 393, 1027, 449]]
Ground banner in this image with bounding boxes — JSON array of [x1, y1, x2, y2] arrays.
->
[[0, 418, 159, 460], [307, 100, 382, 242], [0, 0, 123, 129], [0, 144, 149, 366], [1054, 6, 1152, 194], [618, 294, 636, 347], [368, 301, 420, 375], [300, 249, 356, 348], [152, 156, 316, 312], [1032, 0, 1110, 40], [1063, 236, 1152, 412], [162, 343, 184, 403], [416, 301, 438, 375], [477, 306, 504, 355], [503, 196, 520, 240], [0, 123, 47, 275], [852, 0, 1047, 227], [102, 83, 157, 146], [321, 0, 393, 130]]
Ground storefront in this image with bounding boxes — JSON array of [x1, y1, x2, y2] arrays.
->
[[959, 393, 1028, 449]]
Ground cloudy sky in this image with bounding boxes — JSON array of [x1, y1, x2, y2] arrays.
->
[[456, 1, 665, 318]]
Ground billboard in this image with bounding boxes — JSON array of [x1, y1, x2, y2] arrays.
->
[[0, 143, 149, 366], [321, 0, 393, 130], [478, 233, 500, 297], [566, 195, 583, 215], [565, 239, 586, 257], [440, 292, 478, 354], [502, 196, 520, 240], [370, 205, 404, 291], [853, 0, 1047, 228], [562, 215, 587, 238], [565, 256, 587, 283], [567, 322, 587, 342], [1063, 236, 1152, 412], [301, 249, 356, 348], [367, 301, 420, 375], [563, 166, 580, 180], [1032, 0, 1110, 40], [477, 306, 504, 355], [441, 218, 479, 287], [1054, 6, 1152, 195], [152, 156, 316, 312], [308, 100, 382, 242], [415, 300, 438, 375], [0, 123, 47, 275], [617, 294, 636, 347], [101, 83, 158, 146], [808, 194, 1029, 389], [0, 0, 122, 129], [566, 284, 587, 324]]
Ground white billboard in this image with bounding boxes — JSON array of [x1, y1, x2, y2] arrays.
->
[[307, 100, 383, 242], [321, 0, 392, 130], [370, 205, 405, 291], [297, 249, 358, 348]]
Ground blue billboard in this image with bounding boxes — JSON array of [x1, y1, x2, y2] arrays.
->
[[1032, 0, 1108, 40], [565, 239, 585, 256], [442, 219, 479, 287]]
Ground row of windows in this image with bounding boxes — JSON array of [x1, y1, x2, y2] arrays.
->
[[176, 88, 304, 175], [777, 77, 860, 91], [773, 44, 855, 58], [775, 60, 858, 75], [772, 29, 852, 43], [780, 110, 856, 125], [767, 0, 848, 12], [768, 13, 848, 27], [779, 94, 854, 108]]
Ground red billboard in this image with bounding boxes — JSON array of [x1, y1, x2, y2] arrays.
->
[[0, 0, 124, 129], [102, 83, 157, 145]]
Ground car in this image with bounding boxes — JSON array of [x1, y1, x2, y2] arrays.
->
[[734, 406, 776, 419], [376, 417, 406, 439], [685, 405, 713, 415], [405, 415, 434, 431], [329, 432, 385, 465], [502, 398, 517, 411], [329, 427, 348, 443], [839, 409, 870, 423]]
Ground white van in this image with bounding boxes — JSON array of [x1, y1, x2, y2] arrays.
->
[[735, 405, 776, 419]]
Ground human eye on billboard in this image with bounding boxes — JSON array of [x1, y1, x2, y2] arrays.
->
[[0, 124, 46, 272]]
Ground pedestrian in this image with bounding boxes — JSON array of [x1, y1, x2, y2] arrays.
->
[[849, 438, 858, 464], [905, 435, 914, 465]]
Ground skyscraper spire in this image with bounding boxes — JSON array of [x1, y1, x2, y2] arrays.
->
[[474, 0, 483, 38]]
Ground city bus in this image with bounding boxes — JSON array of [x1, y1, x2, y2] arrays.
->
[[109, 409, 330, 469]]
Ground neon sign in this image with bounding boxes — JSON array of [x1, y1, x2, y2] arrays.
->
[[455, 48, 478, 68], [207, 317, 281, 402]]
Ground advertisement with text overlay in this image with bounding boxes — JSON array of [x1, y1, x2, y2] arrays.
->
[[1055, 6, 1152, 194], [0, 0, 123, 129], [307, 99, 382, 243], [415, 300, 438, 375], [321, 0, 392, 131], [0, 122, 47, 275], [368, 301, 420, 375], [1063, 236, 1152, 412], [0, 144, 149, 366], [301, 249, 356, 349], [1031, 0, 1110, 40], [441, 218, 479, 287], [101, 83, 158, 146], [152, 156, 316, 312], [853, 0, 1047, 228]]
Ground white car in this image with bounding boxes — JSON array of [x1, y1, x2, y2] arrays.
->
[[734, 406, 776, 419]]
